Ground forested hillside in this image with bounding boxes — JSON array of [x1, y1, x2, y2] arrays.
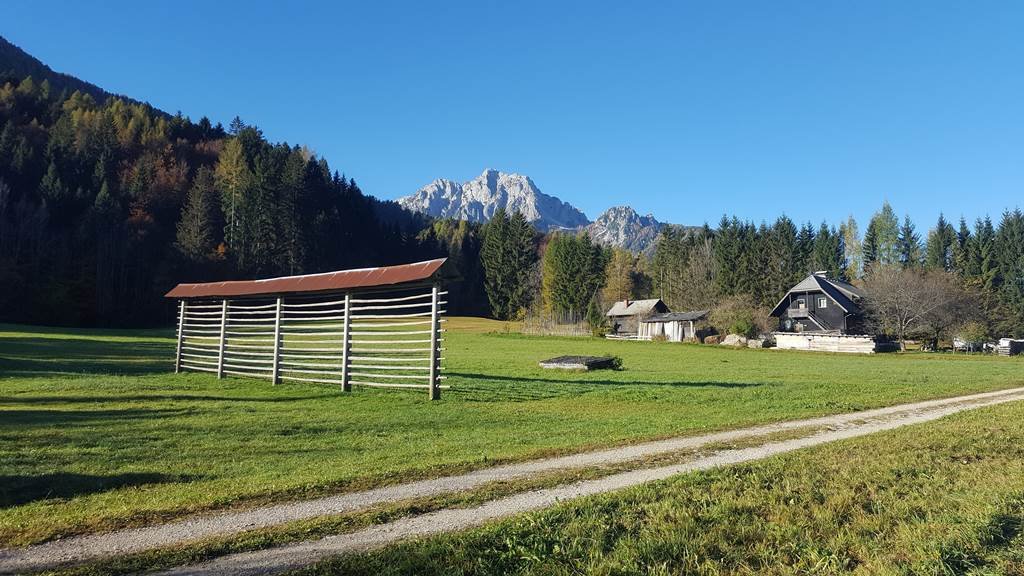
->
[[0, 68, 465, 325]]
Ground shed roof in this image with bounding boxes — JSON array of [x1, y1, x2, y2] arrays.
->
[[606, 299, 666, 317], [642, 310, 710, 323], [165, 258, 452, 299], [770, 273, 863, 316]]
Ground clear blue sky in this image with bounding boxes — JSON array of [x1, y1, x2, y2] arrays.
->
[[3, 1, 1022, 230]]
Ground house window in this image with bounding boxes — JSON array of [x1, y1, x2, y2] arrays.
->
[[796, 298, 806, 309], [817, 297, 827, 308]]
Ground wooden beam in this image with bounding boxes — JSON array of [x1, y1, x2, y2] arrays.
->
[[217, 299, 228, 379], [341, 292, 352, 392], [428, 283, 441, 400], [272, 297, 283, 385], [175, 300, 186, 373]]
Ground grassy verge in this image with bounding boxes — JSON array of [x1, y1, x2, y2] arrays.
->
[[297, 401, 1024, 576], [1, 320, 1022, 546]]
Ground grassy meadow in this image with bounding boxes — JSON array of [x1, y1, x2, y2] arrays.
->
[[1, 319, 1023, 547], [302, 400, 1024, 576]]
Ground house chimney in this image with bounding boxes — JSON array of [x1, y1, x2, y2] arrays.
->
[[814, 270, 828, 277]]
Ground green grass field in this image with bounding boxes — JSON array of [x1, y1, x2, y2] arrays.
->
[[1, 320, 1022, 547], [302, 400, 1024, 576]]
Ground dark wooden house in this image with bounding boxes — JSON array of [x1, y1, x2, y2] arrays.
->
[[770, 272, 866, 334]]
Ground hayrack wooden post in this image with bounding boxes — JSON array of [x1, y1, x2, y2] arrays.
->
[[217, 299, 228, 379], [272, 297, 283, 385], [174, 300, 186, 373], [341, 292, 352, 392], [429, 283, 441, 400]]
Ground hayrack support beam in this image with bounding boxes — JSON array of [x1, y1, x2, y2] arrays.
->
[[341, 292, 352, 392], [175, 300, 186, 373], [272, 297, 283, 385], [217, 299, 228, 379], [429, 283, 441, 400]]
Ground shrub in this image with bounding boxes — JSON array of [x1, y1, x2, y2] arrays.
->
[[711, 294, 771, 339]]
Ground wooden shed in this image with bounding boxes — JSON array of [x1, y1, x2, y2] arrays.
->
[[165, 258, 457, 399], [637, 310, 711, 342], [605, 299, 669, 336]]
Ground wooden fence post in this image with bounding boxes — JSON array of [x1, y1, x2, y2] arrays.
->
[[175, 300, 186, 373], [429, 283, 441, 400], [272, 297, 283, 385], [217, 299, 228, 379], [341, 292, 352, 392]]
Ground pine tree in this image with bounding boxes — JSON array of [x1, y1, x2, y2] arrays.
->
[[924, 213, 956, 271], [796, 222, 815, 274], [176, 166, 220, 262], [812, 222, 846, 280], [953, 217, 974, 277], [994, 210, 1024, 336], [897, 215, 922, 269], [542, 233, 607, 315]]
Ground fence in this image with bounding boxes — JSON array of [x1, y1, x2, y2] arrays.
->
[[174, 284, 446, 399]]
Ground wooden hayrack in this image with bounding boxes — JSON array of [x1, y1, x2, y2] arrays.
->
[[165, 259, 454, 399]]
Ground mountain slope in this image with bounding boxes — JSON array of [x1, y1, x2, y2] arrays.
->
[[398, 169, 590, 231], [0, 36, 118, 104]]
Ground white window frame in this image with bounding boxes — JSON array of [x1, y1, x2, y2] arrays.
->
[[817, 297, 827, 308]]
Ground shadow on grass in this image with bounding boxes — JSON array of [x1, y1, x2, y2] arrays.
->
[[448, 372, 764, 402], [0, 337, 172, 377], [0, 407, 193, 427], [0, 393, 339, 405], [0, 472, 200, 508]]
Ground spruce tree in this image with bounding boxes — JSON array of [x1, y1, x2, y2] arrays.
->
[[897, 215, 922, 269], [175, 167, 219, 261], [924, 213, 956, 271]]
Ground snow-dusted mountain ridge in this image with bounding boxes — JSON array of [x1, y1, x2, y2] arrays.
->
[[397, 169, 680, 252]]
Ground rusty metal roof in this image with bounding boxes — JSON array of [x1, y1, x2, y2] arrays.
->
[[165, 258, 450, 299]]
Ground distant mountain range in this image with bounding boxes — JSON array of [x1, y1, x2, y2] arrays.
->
[[398, 169, 690, 252]]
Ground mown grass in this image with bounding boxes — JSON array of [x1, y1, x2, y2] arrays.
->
[[298, 400, 1024, 576], [1, 320, 1022, 547]]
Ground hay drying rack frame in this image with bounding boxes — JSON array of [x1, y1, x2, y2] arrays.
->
[[165, 258, 455, 400]]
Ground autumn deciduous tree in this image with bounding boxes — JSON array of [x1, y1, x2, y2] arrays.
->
[[862, 265, 973, 350]]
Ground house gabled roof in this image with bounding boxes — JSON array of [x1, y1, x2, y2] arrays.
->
[[770, 273, 863, 317], [606, 299, 666, 317], [642, 310, 710, 323]]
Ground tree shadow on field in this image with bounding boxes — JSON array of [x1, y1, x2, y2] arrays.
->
[[0, 393, 336, 405], [449, 372, 762, 402], [0, 472, 200, 508], [0, 407, 192, 427], [0, 337, 172, 377]]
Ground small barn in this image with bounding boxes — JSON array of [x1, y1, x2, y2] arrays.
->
[[605, 299, 669, 336], [638, 310, 711, 342]]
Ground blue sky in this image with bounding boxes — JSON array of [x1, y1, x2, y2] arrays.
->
[[3, 1, 1022, 230]]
